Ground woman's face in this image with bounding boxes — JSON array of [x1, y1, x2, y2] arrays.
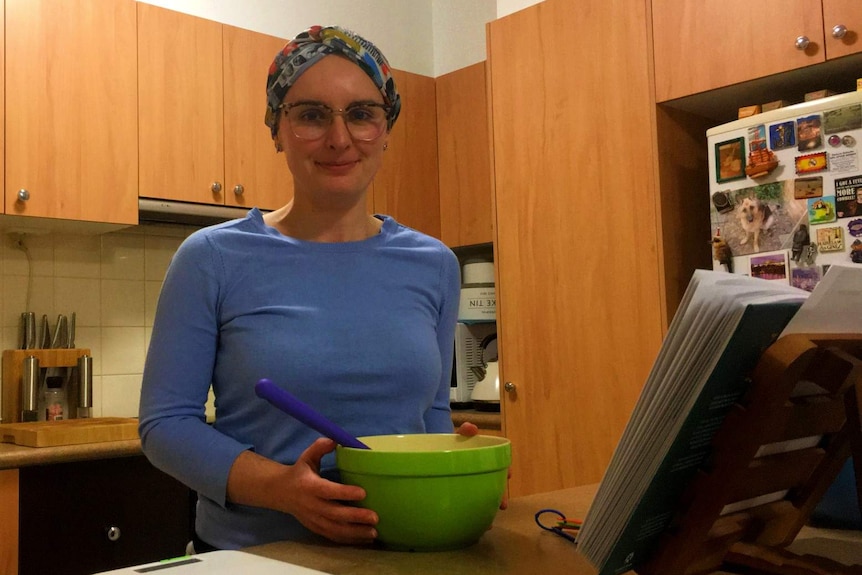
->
[[277, 55, 388, 203]]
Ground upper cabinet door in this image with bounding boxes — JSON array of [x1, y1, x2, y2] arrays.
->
[[373, 70, 440, 239], [138, 3, 224, 204], [652, 0, 825, 102], [223, 25, 292, 211], [823, 0, 862, 60], [437, 62, 494, 247], [0, 0, 5, 213], [5, 0, 138, 224]]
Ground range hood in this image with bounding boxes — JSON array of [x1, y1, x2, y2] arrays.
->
[[138, 198, 252, 227]]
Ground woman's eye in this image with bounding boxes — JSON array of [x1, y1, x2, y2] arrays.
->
[[297, 106, 329, 122], [346, 107, 375, 122]]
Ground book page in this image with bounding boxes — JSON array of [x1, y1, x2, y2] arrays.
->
[[782, 264, 862, 336]]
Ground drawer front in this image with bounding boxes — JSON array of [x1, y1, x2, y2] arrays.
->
[[19, 455, 191, 575]]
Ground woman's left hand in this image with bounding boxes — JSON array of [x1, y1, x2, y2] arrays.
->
[[455, 422, 510, 510]]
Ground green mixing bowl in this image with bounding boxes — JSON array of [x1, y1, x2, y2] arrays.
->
[[335, 433, 511, 551]]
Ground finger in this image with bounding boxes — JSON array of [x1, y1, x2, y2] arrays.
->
[[456, 422, 479, 436]]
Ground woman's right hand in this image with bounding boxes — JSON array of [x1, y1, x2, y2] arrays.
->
[[226, 438, 378, 545]]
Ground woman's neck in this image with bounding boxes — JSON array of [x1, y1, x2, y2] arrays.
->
[[263, 200, 381, 242]]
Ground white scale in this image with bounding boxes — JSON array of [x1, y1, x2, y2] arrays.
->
[[94, 550, 332, 575]]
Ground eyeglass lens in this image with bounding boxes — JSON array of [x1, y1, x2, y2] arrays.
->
[[284, 103, 387, 141]]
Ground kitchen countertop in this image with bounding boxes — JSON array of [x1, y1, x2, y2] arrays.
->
[[0, 438, 142, 469], [245, 484, 862, 575], [0, 410, 499, 470]]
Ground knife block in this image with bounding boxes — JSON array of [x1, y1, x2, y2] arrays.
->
[[1, 348, 91, 424]]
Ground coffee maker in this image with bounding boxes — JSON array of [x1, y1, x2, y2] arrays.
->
[[450, 258, 498, 409]]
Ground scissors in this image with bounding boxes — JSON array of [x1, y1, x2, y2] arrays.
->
[[534, 508, 580, 543]]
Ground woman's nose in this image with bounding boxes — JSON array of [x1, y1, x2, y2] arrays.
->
[[326, 116, 352, 149]]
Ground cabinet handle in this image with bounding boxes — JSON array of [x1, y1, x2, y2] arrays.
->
[[504, 382, 516, 393], [794, 35, 810, 50], [233, 184, 245, 196], [17, 189, 30, 202], [831, 24, 847, 39], [106, 525, 122, 542], [211, 181, 223, 194]]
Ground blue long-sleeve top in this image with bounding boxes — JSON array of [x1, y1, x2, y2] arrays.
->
[[138, 209, 460, 549]]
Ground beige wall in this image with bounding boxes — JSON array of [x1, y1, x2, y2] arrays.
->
[[0, 223, 193, 418]]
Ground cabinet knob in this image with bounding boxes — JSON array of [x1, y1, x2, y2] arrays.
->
[[211, 181, 223, 194], [106, 525, 122, 542], [233, 184, 245, 196], [17, 189, 30, 202], [504, 381, 516, 393], [831, 24, 848, 39], [794, 35, 810, 50]]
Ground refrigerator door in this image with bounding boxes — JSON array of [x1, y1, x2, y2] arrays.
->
[[707, 91, 862, 290]]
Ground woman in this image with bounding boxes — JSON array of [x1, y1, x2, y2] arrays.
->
[[139, 25, 469, 551]]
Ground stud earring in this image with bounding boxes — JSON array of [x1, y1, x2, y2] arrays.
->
[[383, 142, 389, 151]]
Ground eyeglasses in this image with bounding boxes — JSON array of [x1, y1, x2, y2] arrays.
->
[[279, 102, 390, 142]]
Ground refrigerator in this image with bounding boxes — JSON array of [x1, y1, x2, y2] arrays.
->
[[707, 90, 862, 530], [707, 90, 862, 291]]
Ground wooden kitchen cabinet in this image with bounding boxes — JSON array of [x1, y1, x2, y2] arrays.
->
[[138, 4, 290, 211], [436, 62, 495, 247], [4, 0, 138, 225], [487, 0, 672, 497], [372, 70, 441, 239], [17, 456, 191, 575], [653, 0, 862, 102]]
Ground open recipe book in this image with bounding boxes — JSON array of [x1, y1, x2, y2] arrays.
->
[[577, 265, 862, 575]]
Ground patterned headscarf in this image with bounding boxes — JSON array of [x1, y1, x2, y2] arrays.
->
[[265, 25, 401, 140]]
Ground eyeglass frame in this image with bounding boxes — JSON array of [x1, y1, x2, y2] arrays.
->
[[277, 100, 392, 142]]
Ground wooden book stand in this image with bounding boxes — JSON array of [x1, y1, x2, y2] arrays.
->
[[639, 333, 862, 575]]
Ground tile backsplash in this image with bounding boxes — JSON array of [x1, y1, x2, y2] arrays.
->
[[0, 222, 195, 418]]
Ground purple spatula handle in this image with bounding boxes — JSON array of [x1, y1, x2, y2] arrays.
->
[[255, 378, 370, 449]]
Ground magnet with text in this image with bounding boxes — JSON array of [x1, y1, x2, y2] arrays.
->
[[816, 226, 844, 252], [835, 175, 862, 218]]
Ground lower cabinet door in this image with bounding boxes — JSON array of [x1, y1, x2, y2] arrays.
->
[[19, 455, 192, 575]]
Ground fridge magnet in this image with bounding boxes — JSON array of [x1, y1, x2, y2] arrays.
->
[[829, 149, 858, 173], [848, 218, 862, 237], [750, 251, 789, 281], [790, 266, 821, 292], [795, 151, 828, 175], [842, 135, 856, 147], [711, 191, 734, 214], [790, 224, 810, 262], [851, 239, 862, 263], [835, 175, 862, 218], [746, 147, 779, 178], [797, 115, 822, 151], [747, 125, 767, 149], [828, 134, 842, 147], [794, 176, 823, 199], [715, 137, 746, 183], [769, 121, 796, 150], [823, 104, 862, 134], [710, 182, 805, 257], [800, 242, 819, 266], [816, 226, 844, 252], [711, 230, 733, 272], [807, 196, 837, 225]]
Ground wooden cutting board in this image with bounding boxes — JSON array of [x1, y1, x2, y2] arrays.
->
[[0, 417, 139, 447]]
